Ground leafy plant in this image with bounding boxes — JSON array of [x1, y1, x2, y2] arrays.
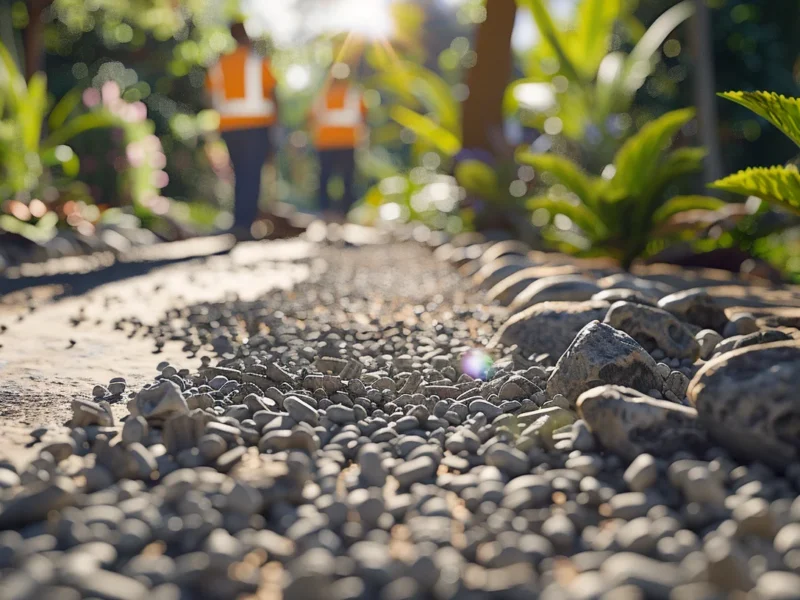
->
[[510, 0, 695, 149], [711, 92, 800, 213], [0, 39, 165, 241], [519, 108, 724, 268]]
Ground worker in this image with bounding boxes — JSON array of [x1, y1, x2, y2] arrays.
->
[[310, 63, 367, 221], [206, 22, 278, 239]]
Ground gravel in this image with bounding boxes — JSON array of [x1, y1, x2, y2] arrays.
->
[[1, 238, 799, 599]]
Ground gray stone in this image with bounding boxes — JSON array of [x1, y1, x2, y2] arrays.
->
[[121, 416, 148, 446], [162, 414, 204, 455], [696, 329, 723, 360], [547, 321, 663, 405], [485, 444, 530, 477], [730, 329, 792, 352], [0, 477, 76, 529], [510, 275, 602, 312], [577, 385, 707, 460], [658, 288, 728, 332], [755, 571, 800, 600], [688, 341, 800, 468], [393, 456, 436, 488], [604, 301, 700, 360], [623, 454, 658, 492], [724, 312, 759, 338], [284, 396, 319, 425], [198, 433, 228, 461], [71, 398, 114, 428], [489, 301, 610, 363], [132, 381, 189, 424], [601, 552, 681, 598]]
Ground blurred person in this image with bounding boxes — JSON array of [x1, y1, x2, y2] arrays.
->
[[206, 22, 279, 239], [310, 63, 368, 222]]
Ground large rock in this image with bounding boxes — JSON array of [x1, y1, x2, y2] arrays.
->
[[577, 385, 707, 460], [510, 275, 602, 313], [485, 265, 582, 306], [546, 321, 663, 405], [489, 301, 610, 363], [470, 255, 532, 290], [604, 301, 700, 360], [688, 341, 800, 469], [658, 288, 729, 333], [597, 273, 675, 298]]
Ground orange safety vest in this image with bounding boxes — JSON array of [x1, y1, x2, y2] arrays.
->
[[311, 84, 367, 150], [206, 46, 277, 131]]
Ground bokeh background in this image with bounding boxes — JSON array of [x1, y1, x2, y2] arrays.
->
[[1, 0, 799, 276]]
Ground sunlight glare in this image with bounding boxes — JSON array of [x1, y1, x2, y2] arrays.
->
[[330, 0, 395, 40]]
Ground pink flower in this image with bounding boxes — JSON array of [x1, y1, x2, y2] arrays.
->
[[82, 88, 101, 108]]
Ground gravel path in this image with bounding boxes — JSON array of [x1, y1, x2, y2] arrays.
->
[[1, 237, 800, 600]]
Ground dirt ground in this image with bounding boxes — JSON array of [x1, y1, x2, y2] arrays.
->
[[0, 238, 316, 468]]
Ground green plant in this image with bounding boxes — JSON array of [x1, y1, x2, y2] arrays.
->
[[0, 39, 165, 241], [711, 92, 800, 213], [510, 0, 695, 150], [518, 107, 724, 268]]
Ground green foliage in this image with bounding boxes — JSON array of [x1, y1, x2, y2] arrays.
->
[[718, 92, 800, 148], [0, 39, 161, 241], [711, 166, 800, 214], [711, 92, 800, 215], [510, 0, 695, 144], [519, 108, 723, 268]]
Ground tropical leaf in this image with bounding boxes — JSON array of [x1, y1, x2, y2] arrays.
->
[[710, 166, 800, 214], [0, 39, 26, 112], [41, 144, 80, 177], [621, 0, 695, 95], [610, 107, 696, 199], [652, 195, 728, 224], [526, 195, 608, 239], [19, 72, 47, 151], [41, 110, 122, 151], [571, 0, 624, 79], [719, 91, 800, 148], [517, 0, 583, 83], [389, 106, 462, 156], [644, 146, 708, 202], [48, 88, 83, 132], [516, 150, 597, 206]]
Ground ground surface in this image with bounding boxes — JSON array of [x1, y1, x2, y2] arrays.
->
[[0, 238, 315, 468]]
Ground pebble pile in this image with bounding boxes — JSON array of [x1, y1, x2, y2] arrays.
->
[[2, 238, 800, 600]]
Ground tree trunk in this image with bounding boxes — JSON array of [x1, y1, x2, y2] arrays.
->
[[23, 0, 53, 80], [689, 0, 723, 184], [461, 0, 516, 153]]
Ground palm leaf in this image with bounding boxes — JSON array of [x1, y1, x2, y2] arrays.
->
[[516, 150, 597, 206], [41, 110, 122, 151], [48, 88, 83, 132], [610, 107, 696, 199], [571, 0, 624, 79], [526, 195, 607, 239], [389, 105, 462, 156], [652, 195, 728, 224], [710, 165, 800, 214], [19, 72, 47, 151], [517, 0, 584, 84], [719, 91, 800, 148]]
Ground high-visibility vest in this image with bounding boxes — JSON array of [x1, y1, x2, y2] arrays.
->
[[312, 85, 366, 150], [207, 48, 277, 131]]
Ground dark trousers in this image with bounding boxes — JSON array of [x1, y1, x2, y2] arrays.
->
[[318, 148, 356, 214], [221, 127, 272, 230]]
